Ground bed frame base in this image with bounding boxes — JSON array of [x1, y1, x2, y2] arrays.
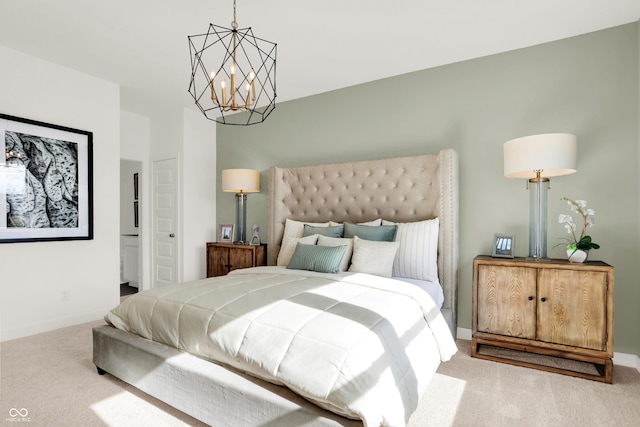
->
[[93, 325, 361, 427]]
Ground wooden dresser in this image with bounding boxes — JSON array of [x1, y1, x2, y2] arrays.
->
[[472, 255, 614, 383], [206, 242, 267, 277]]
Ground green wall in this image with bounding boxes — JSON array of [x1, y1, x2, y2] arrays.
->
[[218, 23, 640, 356]]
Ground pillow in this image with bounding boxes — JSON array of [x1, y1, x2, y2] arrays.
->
[[303, 224, 344, 238], [343, 222, 397, 242], [348, 236, 400, 278], [382, 218, 439, 282], [317, 235, 354, 272], [282, 218, 330, 240], [277, 234, 319, 266], [330, 218, 382, 226], [287, 243, 347, 274]]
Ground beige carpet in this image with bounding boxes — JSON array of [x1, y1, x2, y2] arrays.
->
[[1, 320, 639, 427]]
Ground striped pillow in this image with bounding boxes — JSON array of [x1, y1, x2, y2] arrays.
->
[[277, 234, 319, 266], [317, 235, 354, 272], [382, 218, 439, 283], [286, 243, 348, 274]]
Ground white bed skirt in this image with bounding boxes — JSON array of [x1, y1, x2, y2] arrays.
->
[[92, 325, 362, 427]]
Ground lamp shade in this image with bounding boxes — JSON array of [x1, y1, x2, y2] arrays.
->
[[222, 169, 260, 193], [504, 133, 577, 179]]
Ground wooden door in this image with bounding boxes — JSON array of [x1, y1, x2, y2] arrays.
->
[[537, 269, 608, 350], [477, 265, 537, 339]]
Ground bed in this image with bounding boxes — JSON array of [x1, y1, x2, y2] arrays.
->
[[93, 149, 459, 426]]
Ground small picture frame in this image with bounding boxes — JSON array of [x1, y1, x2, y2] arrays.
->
[[218, 223, 234, 243], [492, 233, 515, 258]]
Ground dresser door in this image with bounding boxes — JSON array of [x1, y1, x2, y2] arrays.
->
[[537, 269, 608, 350], [228, 247, 256, 272], [477, 265, 537, 339], [208, 246, 230, 277]]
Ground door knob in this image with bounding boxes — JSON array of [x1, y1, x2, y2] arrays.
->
[[169, 233, 175, 238]]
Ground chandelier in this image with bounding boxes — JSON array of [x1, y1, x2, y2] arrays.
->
[[188, 0, 277, 126]]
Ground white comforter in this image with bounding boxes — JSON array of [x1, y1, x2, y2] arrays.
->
[[105, 266, 457, 426]]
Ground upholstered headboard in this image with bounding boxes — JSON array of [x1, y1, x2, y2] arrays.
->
[[267, 149, 459, 336]]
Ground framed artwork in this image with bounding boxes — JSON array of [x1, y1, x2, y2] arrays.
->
[[0, 113, 93, 243], [134, 201, 139, 228], [492, 233, 514, 258], [218, 223, 234, 243]]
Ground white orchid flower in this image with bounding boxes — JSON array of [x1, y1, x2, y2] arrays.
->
[[558, 214, 573, 224], [559, 197, 600, 252]]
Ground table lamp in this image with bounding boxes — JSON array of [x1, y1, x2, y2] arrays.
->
[[222, 169, 260, 244], [503, 133, 577, 261]]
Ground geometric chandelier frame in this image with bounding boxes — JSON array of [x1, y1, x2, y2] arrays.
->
[[188, 1, 277, 126]]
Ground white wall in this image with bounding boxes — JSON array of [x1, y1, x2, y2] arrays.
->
[[148, 107, 216, 283], [182, 108, 216, 281], [0, 46, 120, 341]]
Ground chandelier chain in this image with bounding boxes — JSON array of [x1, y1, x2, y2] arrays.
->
[[231, 0, 238, 29]]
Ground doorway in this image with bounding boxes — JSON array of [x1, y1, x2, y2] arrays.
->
[[120, 159, 142, 296]]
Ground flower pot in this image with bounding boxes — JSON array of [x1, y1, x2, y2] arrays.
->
[[567, 249, 588, 263]]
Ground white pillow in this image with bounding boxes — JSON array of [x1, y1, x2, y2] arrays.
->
[[282, 218, 330, 241], [382, 218, 439, 283], [277, 234, 319, 266], [317, 235, 354, 272], [348, 236, 399, 278]]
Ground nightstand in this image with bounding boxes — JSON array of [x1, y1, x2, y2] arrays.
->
[[472, 255, 614, 383], [206, 242, 267, 277]]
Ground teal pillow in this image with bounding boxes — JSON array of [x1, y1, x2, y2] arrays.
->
[[286, 243, 348, 274], [343, 222, 397, 242], [303, 224, 344, 238]]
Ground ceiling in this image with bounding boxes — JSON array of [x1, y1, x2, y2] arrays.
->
[[1, 0, 639, 117]]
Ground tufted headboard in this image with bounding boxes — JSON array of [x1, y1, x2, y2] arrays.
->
[[267, 149, 459, 336]]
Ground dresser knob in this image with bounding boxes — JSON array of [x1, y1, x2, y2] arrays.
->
[[541, 297, 547, 302], [528, 296, 534, 301]]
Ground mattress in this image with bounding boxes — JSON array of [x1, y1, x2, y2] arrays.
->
[[393, 276, 445, 309], [105, 266, 457, 426]]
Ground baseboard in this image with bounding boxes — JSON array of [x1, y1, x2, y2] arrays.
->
[[613, 351, 640, 373], [0, 309, 107, 342], [456, 327, 472, 341], [457, 327, 640, 374]]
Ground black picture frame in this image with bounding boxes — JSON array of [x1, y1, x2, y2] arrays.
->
[[133, 172, 139, 200], [492, 233, 514, 258], [0, 113, 93, 243]]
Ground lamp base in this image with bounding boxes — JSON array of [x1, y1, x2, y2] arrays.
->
[[525, 256, 551, 262], [528, 176, 550, 261], [234, 193, 247, 244]]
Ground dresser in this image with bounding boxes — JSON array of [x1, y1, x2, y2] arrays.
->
[[472, 255, 614, 383], [206, 242, 267, 277]]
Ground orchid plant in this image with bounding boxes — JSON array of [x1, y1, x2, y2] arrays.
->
[[557, 197, 600, 254]]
